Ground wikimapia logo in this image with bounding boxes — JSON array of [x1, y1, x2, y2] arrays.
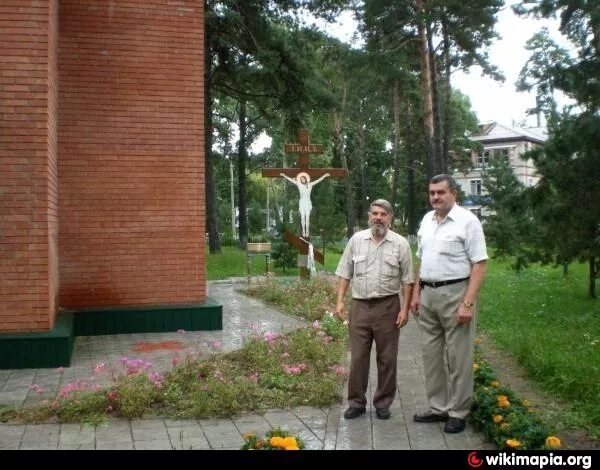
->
[[466, 451, 592, 470]]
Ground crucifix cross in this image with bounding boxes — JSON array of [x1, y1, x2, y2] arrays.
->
[[261, 128, 348, 180]]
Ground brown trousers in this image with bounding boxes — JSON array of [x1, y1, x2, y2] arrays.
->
[[347, 294, 400, 409]]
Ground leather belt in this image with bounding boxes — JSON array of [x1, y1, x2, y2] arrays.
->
[[419, 277, 469, 289]]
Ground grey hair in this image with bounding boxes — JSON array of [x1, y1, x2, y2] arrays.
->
[[369, 199, 393, 216], [430, 174, 458, 192]]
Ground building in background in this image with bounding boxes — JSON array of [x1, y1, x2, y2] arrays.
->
[[454, 122, 547, 219]]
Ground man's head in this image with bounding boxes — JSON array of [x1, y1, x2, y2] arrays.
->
[[429, 174, 458, 216], [368, 199, 392, 237]]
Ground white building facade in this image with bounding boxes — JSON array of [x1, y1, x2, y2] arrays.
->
[[453, 122, 547, 219]]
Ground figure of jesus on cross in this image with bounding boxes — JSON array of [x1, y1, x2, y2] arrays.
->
[[280, 171, 330, 238]]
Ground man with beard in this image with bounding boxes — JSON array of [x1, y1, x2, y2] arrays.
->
[[410, 174, 487, 434], [335, 199, 414, 420]]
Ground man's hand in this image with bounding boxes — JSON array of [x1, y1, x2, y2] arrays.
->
[[456, 304, 473, 325], [410, 292, 420, 317], [335, 301, 346, 322], [396, 310, 409, 328]]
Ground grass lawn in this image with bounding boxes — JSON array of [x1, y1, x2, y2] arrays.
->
[[206, 245, 342, 280], [208, 246, 600, 438]]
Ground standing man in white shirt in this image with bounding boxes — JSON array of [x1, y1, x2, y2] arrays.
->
[[410, 174, 488, 433], [335, 199, 414, 420]]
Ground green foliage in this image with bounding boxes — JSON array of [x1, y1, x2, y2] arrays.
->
[[244, 274, 338, 321], [270, 238, 297, 271], [482, 156, 538, 270]]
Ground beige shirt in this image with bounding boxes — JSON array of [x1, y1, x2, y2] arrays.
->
[[416, 204, 488, 281], [336, 228, 414, 299]]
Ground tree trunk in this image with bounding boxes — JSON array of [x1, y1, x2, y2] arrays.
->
[[426, 19, 444, 174], [391, 80, 401, 214], [441, 16, 452, 171], [237, 99, 248, 249], [204, 15, 221, 254], [416, 0, 435, 181], [589, 256, 597, 299], [333, 85, 354, 239]]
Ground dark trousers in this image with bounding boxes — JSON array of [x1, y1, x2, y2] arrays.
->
[[347, 294, 400, 409]]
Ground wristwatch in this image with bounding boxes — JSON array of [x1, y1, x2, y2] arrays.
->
[[463, 300, 474, 308]]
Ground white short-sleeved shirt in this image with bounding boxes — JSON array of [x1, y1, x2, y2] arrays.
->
[[417, 204, 488, 282], [336, 229, 414, 299]]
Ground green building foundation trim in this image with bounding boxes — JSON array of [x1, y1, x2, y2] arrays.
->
[[0, 299, 222, 369]]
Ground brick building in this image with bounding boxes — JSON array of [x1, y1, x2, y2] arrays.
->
[[0, 1, 219, 367]]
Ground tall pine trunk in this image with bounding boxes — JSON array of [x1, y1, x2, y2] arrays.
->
[[333, 85, 354, 239], [417, 0, 435, 182], [426, 20, 444, 174], [441, 16, 452, 170]]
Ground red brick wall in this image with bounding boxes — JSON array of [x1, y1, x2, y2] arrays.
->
[[58, 0, 206, 308], [0, 0, 59, 332]]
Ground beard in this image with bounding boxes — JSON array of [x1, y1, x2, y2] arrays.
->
[[369, 222, 387, 237]]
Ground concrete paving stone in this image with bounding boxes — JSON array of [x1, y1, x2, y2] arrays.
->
[[130, 418, 169, 441], [262, 409, 308, 435], [291, 406, 328, 441], [167, 425, 211, 450], [233, 413, 272, 437], [59, 423, 95, 445], [134, 440, 174, 450], [95, 423, 132, 443], [200, 420, 244, 449], [58, 443, 96, 450], [0, 425, 25, 449], [322, 406, 341, 450], [163, 418, 201, 428], [96, 441, 135, 450]]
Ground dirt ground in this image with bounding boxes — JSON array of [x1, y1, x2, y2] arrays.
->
[[478, 331, 599, 450]]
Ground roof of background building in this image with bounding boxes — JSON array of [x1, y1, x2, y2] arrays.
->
[[471, 121, 547, 145]]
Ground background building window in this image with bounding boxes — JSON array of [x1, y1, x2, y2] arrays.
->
[[470, 179, 482, 195]]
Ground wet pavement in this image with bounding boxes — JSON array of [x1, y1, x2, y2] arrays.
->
[[0, 278, 493, 450]]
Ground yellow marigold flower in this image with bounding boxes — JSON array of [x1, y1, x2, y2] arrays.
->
[[281, 437, 298, 449], [243, 432, 255, 440], [506, 439, 522, 448], [490, 380, 500, 387], [545, 436, 561, 449], [522, 399, 531, 407], [270, 436, 285, 448], [474, 338, 481, 345], [500, 422, 510, 430], [493, 415, 504, 424], [473, 363, 480, 370], [497, 396, 510, 408]]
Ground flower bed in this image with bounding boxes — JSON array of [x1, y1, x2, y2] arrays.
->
[[471, 342, 562, 450]]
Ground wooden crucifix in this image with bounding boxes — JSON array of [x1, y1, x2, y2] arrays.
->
[[262, 129, 347, 278]]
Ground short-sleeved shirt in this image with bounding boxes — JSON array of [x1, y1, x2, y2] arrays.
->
[[336, 228, 414, 299], [416, 204, 488, 282]]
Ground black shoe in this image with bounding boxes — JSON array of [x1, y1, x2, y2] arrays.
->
[[375, 408, 391, 420], [444, 417, 466, 433], [344, 407, 366, 419], [413, 410, 449, 423]]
